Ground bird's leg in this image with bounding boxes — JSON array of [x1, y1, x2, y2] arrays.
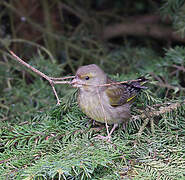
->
[[122, 122, 128, 131], [95, 123, 118, 141], [109, 123, 118, 136], [96, 87, 112, 141], [105, 122, 110, 137]]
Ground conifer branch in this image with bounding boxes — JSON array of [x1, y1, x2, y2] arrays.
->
[[132, 100, 185, 135], [133, 100, 185, 121]]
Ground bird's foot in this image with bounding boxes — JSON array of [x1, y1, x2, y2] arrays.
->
[[56, 99, 61, 106], [94, 134, 111, 142], [56, 101, 61, 106]]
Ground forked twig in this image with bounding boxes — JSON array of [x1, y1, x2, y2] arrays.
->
[[9, 51, 74, 105], [132, 100, 185, 136]]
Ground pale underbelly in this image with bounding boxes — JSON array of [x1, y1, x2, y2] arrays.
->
[[78, 92, 130, 125]]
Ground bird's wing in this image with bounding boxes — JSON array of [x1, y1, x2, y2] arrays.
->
[[106, 83, 133, 107], [105, 77, 147, 107]]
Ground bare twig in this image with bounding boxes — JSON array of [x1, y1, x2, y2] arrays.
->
[[133, 100, 185, 120], [156, 82, 185, 92], [132, 100, 185, 136], [49, 77, 75, 80], [71, 79, 146, 88], [150, 72, 185, 92], [9, 51, 73, 105], [172, 64, 185, 73], [96, 80, 145, 87]]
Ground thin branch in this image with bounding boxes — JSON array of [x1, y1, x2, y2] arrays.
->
[[9, 51, 73, 105], [49, 77, 75, 80], [10, 51, 53, 82], [96, 79, 146, 87], [156, 82, 185, 92], [132, 100, 185, 136], [132, 100, 185, 121], [70, 79, 147, 88], [172, 64, 185, 73]]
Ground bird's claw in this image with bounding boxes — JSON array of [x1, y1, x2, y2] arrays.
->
[[56, 100, 61, 106]]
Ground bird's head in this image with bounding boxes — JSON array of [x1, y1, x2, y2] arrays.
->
[[71, 64, 107, 92]]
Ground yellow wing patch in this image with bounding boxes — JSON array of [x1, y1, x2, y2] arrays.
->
[[126, 95, 136, 103]]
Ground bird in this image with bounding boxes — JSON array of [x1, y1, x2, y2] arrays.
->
[[71, 64, 147, 140]]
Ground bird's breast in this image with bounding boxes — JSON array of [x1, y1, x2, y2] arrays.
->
[[78, 89, 130, 125]]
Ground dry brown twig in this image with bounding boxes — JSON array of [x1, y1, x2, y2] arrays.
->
[[132, 100, 185, 136], [149, 72, 185, 95], [171, 64, 185, 74], [9, 51, 74, 105]]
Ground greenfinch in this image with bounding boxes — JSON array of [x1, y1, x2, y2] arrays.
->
[[71, 64, 147, 140]]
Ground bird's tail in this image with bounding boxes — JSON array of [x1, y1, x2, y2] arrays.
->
[[123, 76, 148, 104]]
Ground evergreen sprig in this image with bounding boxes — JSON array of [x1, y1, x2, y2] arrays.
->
[[160, 0, 185, 37]]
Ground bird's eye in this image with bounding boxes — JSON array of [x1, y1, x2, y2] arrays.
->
[[85, 76, 90, 80]]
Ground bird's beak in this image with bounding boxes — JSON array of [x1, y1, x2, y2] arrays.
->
[[71, 78, 83, 88]]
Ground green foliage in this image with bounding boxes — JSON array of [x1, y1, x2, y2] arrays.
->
[[160, 0, 185, 15], [1, 1, 185, 179], [0, 53, 74, 123], [163, 46, 185, 65], [161, 0, 185, 36], [21, 138, 121, 179], [103, 47, 159, 75], [1, 45, 185, 179]]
